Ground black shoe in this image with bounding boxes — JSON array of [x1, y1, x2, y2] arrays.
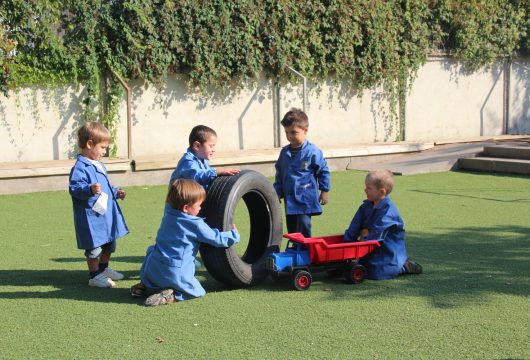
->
[[403, 260, 423, 275]]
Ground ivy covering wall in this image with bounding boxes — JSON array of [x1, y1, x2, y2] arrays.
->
[[1, 0, 528, 122]]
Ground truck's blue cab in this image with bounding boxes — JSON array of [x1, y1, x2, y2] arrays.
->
[[267, 240, 311, 273]]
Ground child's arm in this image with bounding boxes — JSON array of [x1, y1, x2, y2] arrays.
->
[[178, 158, 217, 187], [273, 157, 283, 200], [215, 168, 240, 176], [344, 208, 363, 242], [196, 221, 240, 248], [312, 151, 330, 204], [69, 167, 97, 199]]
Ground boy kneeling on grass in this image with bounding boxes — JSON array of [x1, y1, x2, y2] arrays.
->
[[131, 179, 240, 306], [344, 169, 422, 280]]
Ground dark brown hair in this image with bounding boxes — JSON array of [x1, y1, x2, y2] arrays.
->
[[189, 125, 217, 147], [166, 179, 206, 210], [280, 108, 309, 129]]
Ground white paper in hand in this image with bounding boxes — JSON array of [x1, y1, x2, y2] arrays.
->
[[92, 192, 108, 215]]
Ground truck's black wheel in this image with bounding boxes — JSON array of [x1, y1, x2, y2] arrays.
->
[[200, 170, 283, 287], [293, 270, 312, 291], [345, 264, 366, 284]]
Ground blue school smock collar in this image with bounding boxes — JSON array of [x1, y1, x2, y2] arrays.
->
[[165, 204, 203, 221], [76, 154, 106, 174], [186, 147, 209, 167], [285, 140, 308, 156], [365, 196, 391, 210]]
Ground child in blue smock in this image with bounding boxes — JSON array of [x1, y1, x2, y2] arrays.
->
[[344, 169, 422, 280], [168, 125, 240, 189], [130, 179, 240, 306], [69, 122, 129, 288], [274, 108, 330, 237]]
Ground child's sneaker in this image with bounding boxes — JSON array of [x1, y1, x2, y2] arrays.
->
[[102, 267, 124, 281], [144, 289, 175, 307], [130, 282, 146, 297], [402, 260, 423, 275], [88, 273, 116, 288]]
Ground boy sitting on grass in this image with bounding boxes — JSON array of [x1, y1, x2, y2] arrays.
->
[[344, 169, 422, 279], [130, 179, 240, 306]]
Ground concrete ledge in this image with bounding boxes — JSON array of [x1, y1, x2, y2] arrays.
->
[[133, 142, 435, 172], [458, 157, 530, 175], [434, 135, 530, 145], [0, 142, 434, 194], [0, 159, 130, 180]]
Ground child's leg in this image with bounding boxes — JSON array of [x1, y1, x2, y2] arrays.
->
[[286, 214, 312, 237], [98, 241, 124, 281], [85, 247, 115, 288]]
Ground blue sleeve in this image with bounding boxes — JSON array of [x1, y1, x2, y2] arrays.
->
[[273, 153, 283, 197], [177, 158, 217, 188], [69, 166, 93, 200], [312, 150, 330, 192], [195, 220, 240, 248], [344, 207, 363, 242]]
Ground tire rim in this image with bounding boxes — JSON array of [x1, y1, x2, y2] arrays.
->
[[353, 269, 364, 282], [298, 275, 309, 287]]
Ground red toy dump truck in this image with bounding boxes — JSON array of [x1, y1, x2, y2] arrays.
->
[[266, 233, 380, 290]]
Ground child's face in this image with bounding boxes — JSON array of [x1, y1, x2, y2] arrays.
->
[[283, 125, 307, 148], [364, 179, 385, 205], [83, 140, 109, 161], [184, 199, 203, 216], [193, 135, 217, 161]]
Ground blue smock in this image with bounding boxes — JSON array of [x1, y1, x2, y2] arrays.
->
[[274, 141, 330, 215], [168, 148, 216, 189], [140, 206, 240, 301], [69, 155, 129, 250], [344, 196, 407, 280]]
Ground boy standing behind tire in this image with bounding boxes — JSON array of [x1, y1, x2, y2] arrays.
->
[[274, 108, 331, 237], [169, 125, 240, 189]]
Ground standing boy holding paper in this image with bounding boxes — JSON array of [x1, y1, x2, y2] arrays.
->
[[69, 122, 129, 288]]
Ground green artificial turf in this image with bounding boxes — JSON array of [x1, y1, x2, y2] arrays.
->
[[0, 170, 529, 359]]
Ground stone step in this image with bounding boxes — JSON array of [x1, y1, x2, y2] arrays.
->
[[482, 145, 530, 160], [458, 157, 530, 175]]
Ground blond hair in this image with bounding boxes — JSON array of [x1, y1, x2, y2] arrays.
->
[[366, 169, 395, 194], [77, 122, 111, 149], [166, 179, 206, 210]]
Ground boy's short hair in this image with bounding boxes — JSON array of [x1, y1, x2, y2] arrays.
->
[[77, 122, 111, 149], [166, 179, 206, 210], [189, 125, 217, 147], [280, 108, 309, 129], [366, 169, 395, 194]]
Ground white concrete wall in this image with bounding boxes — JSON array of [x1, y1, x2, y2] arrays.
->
[[1, 57, 529, 163], [406, 58, 505, 142], [508, 60, 530, 134]]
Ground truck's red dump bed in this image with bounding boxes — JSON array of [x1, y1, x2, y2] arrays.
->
[[283, 233, 380, 265]]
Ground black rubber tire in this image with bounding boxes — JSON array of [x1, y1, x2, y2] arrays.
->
[[199, 170, 283, 287], [293, 270, 312, 291], [345, 264, 366, 284]]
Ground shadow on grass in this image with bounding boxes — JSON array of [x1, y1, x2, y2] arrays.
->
[[253, 225, 530, 308], [2, 225, 528, 307]]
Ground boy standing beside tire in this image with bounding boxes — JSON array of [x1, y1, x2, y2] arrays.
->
[[169, 125, 240, 189], [274, 108, 331, 237], [69, 122, 129, 288]]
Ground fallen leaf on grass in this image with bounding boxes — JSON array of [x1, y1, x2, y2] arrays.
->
[[156, 336, 165, 343]]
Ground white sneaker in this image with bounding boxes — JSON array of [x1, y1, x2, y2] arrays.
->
[[88, 273, 116, 288], [102, 267, 124, 281]]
